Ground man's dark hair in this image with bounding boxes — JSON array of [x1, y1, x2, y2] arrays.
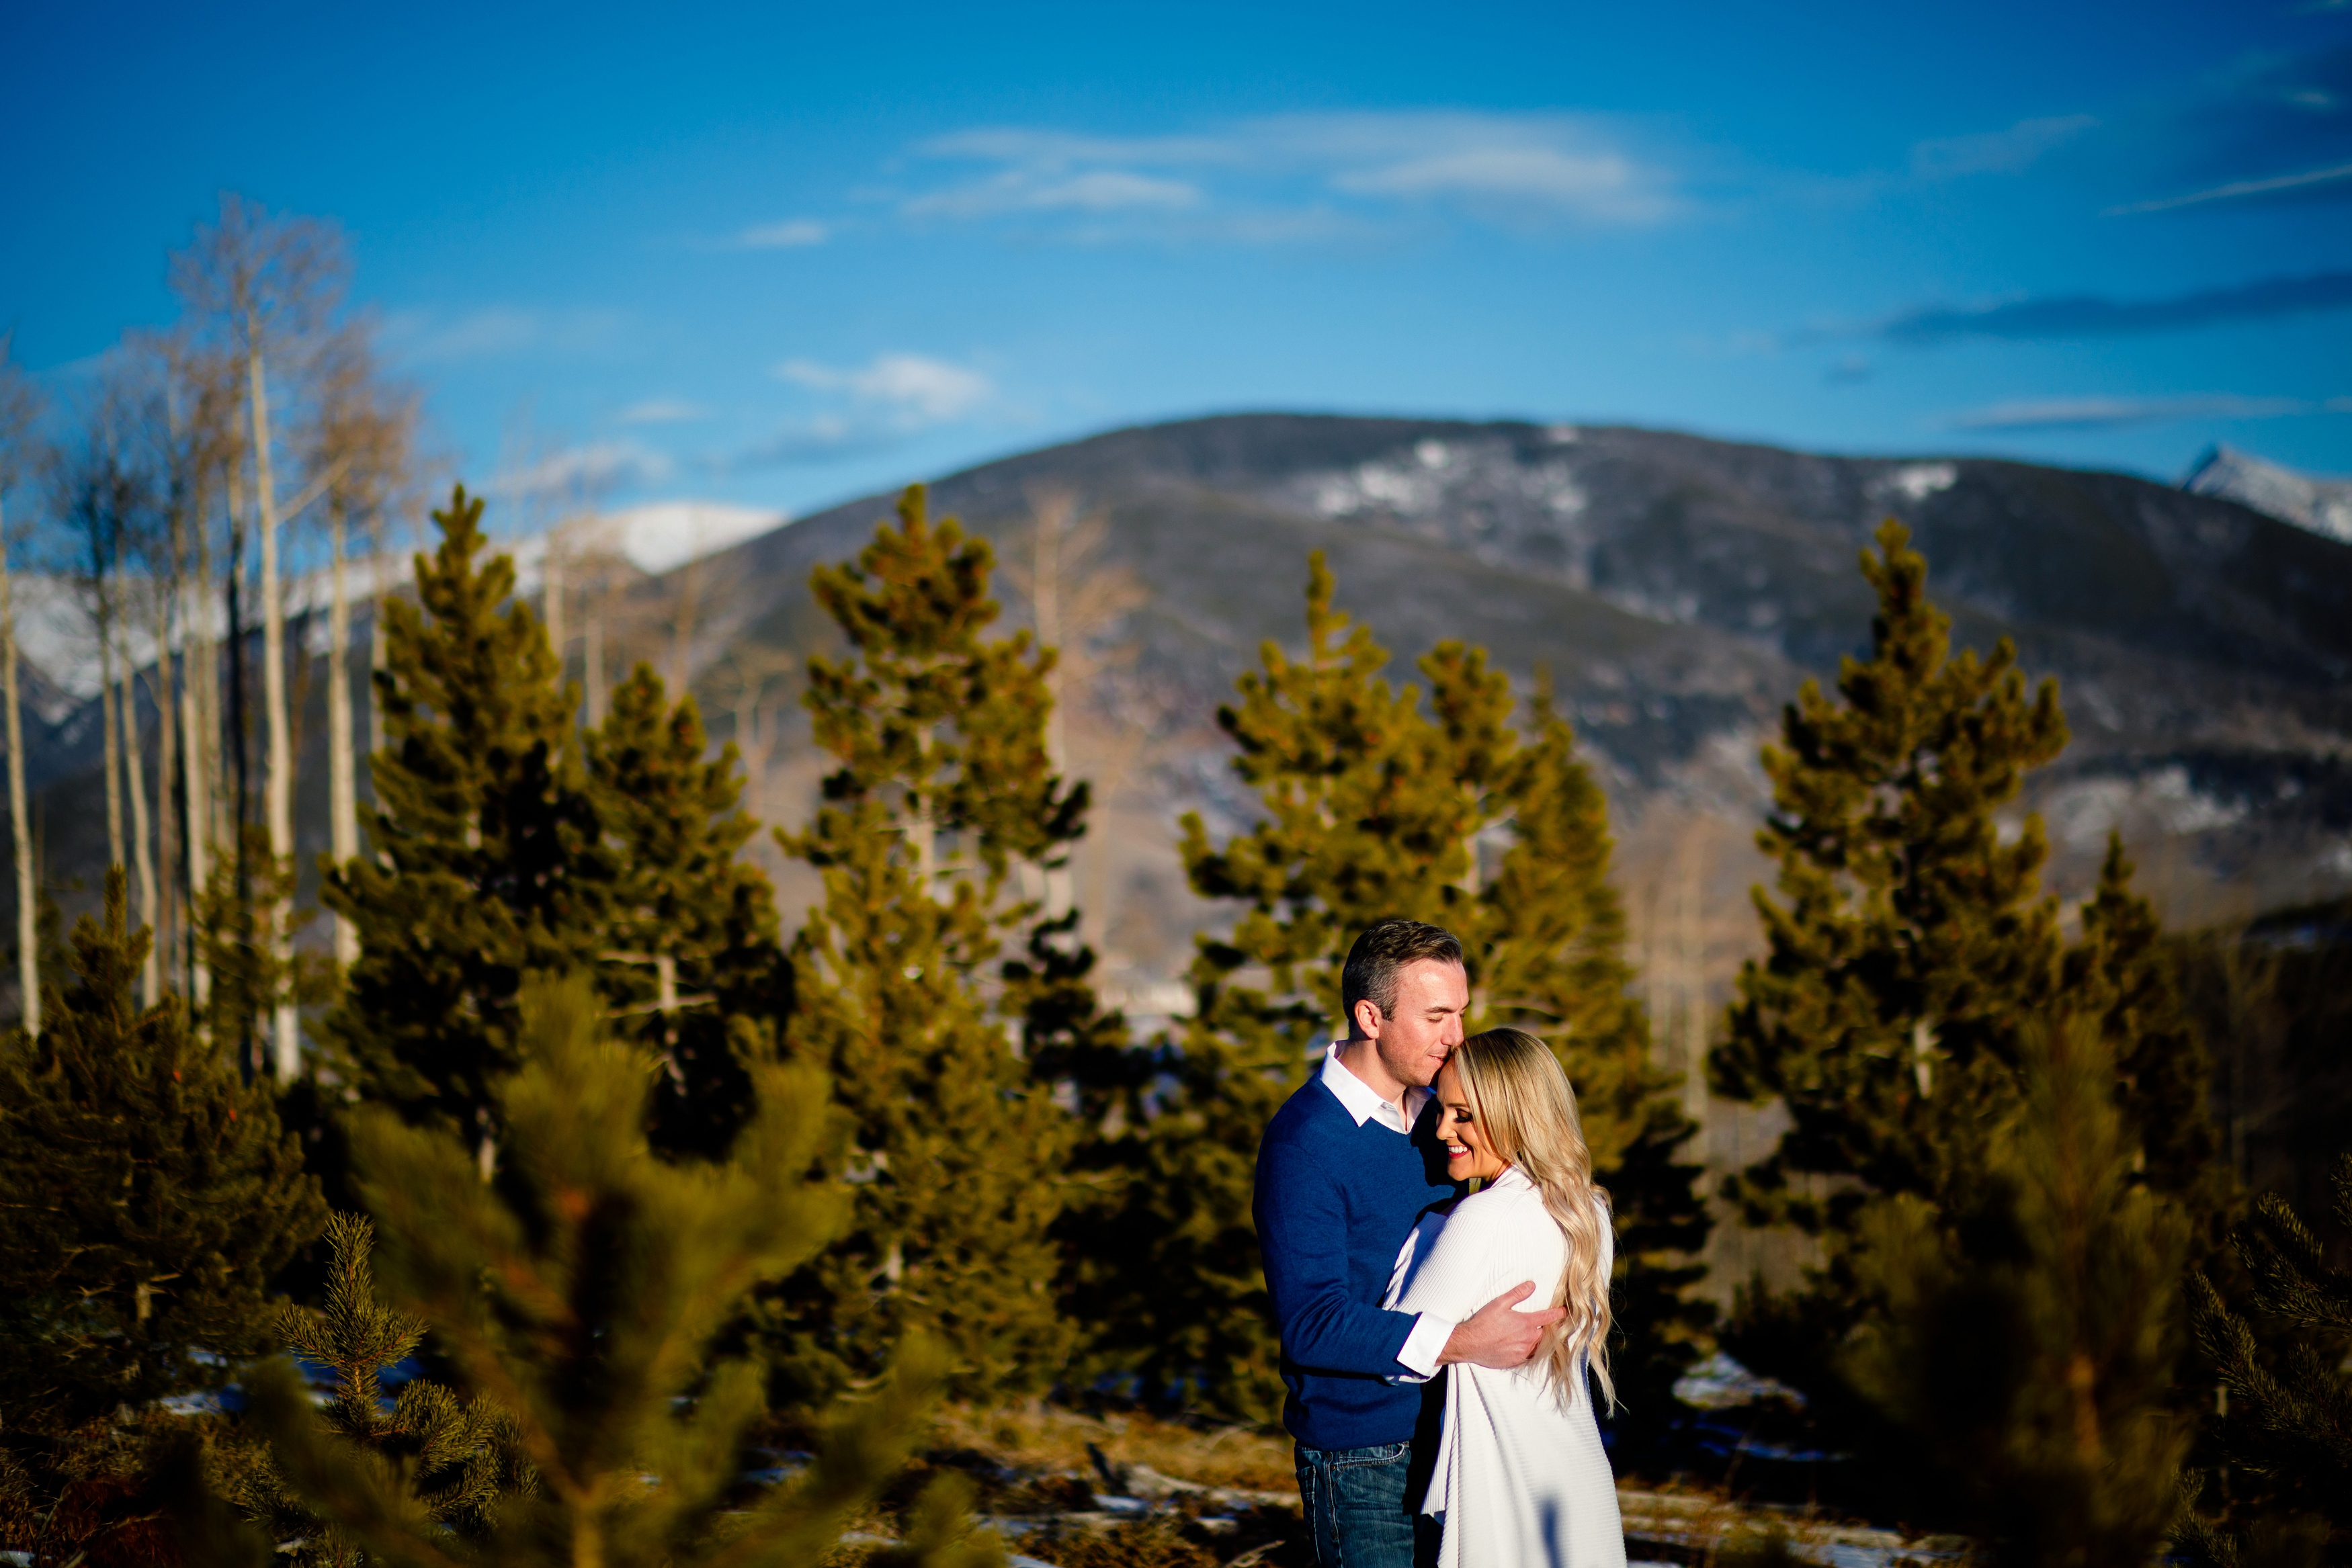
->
[[1341, 920, 1465, 1035]]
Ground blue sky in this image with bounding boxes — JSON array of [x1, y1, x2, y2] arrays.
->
[[6, 0, 2351, 524]]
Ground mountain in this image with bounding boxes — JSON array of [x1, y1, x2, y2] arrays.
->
[[2184, 443, 2352, 545], [678, 416, 2352, 974], [19, 410, 2351, 1295]]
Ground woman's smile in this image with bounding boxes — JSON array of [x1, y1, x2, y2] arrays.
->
[[1435, 1059, 1509, 1182]]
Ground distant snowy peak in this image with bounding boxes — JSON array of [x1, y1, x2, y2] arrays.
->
[[2183, 445, 2352, 545], [568, 501, 789, 577]]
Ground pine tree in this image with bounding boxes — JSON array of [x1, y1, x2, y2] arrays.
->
[[768, 485, 1083, 1405], [239, 973, 1002, 1561], [239, 974, 999, 1568], [587, 663, 791, 1160], [2181, 1151, 2352, 1563], [0, 869, 325, 1426], [1839, 1014, 2192, 1568], [323, 485, 610, 1158], [2064, 834, 2232, 1249], [1706, 519, 2228, 1467], [1119, 554, 1706, 1422], [1711, 519, 2072, 1244], [237, 1212, 534, 1563], [196, 824, 335, 1078]]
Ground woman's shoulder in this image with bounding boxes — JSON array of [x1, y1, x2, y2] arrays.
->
[[1447, 1170, 1553, 1231]]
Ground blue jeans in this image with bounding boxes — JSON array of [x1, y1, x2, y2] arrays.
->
[[1294, 1440, 1437, 1568]]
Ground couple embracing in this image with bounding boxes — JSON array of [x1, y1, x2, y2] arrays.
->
[[1256, 920, 1626, 1568]]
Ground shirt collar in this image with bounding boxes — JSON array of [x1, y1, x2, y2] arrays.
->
[[1319, 1045, 1430, 1134]]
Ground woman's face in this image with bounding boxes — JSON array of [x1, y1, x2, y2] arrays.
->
[[1435, 1060, 1509, 1183]]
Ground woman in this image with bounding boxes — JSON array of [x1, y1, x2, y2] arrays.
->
[[1383, 1027, 1625, 1568]]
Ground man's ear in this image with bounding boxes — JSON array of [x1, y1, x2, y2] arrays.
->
[[1351, 998, 1384, 1041]]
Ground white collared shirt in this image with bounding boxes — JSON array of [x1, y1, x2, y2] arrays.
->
[[1319, 1045, 1453, 1379], [1319, 1044, 1432, 1136]]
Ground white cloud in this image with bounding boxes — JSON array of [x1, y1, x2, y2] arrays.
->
[[905, 169, 1200, 218], [491, 440, 673, 497], [1910, 114, 2098, 179], [777, 352, 995, 421], [615, 398, 706, 425], [737, 218, 831, 248], [1941, 393, 2316, 431], [897, 110, 1686, 237], [1336, 144, 1670, 222]]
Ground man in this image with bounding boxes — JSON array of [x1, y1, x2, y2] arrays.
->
[[1255, 919, 1566, 1568]]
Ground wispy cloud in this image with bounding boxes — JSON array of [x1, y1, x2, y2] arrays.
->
[[1910, 114, 2097, 179], [1884, 269, 2352, 342], [2103, 160, 2352, 215], [736, 218, 831, 248], [898, 110, 1688, 239], [904, 168, 1200, 218], [727, 415, 920, 469], [615, 399, 706, 425], [1741, 268, 2352, 357], [727, 351, 1002, 470], [776, 352, 995, 421], [490, 439, 673, 496], [1941, 394, 2345, 432], [381, 306, 624, 364]]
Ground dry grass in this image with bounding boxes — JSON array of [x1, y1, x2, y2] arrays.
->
[[928, 1404, 1298, 1496]]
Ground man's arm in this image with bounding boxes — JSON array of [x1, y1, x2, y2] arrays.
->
[[1255, 1134, 1425, 1377], [1437, 1282, 1566, 1370]]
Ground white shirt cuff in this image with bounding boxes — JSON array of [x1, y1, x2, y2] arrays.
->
[[1393, 1312, 1454, 1382]]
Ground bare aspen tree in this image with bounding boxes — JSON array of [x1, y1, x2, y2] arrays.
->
[[171, 193, 349, 1077], [118, 584, 159, 1004], [54, 373, 142, 881], [1001, 488, 1145, 929], [302, 326, 416, 969], [0, 341, 44, 1031]]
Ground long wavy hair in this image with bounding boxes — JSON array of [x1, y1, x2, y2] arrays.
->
[[1450, 1027, 1615, 1409]]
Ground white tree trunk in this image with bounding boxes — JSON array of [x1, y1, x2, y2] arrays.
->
[[584, 597, 605, 726], [99, 579, 122, 877], [148, 586, 179, 1002], [120, 626, 158, 1005], [180, 575, 211, 1018], [328, 503, 356, 967], [1, 506, 36, 1035], [247, 346, 299, 1077]]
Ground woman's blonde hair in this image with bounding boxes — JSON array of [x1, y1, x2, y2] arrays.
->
[[1450, 1027, 1615, 1410]]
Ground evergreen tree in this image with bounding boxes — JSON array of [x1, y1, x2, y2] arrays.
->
[[587, 663, 792, 1159], [1711, 519, 2072, 1242], [1115, 554, 1706, 1422], [326, 487, 789, 1166], [769, 485, 1083, 1405], [196, 825, 335, 1078], [1706, 519, 2228, 1485], [2064, 834, 2232, 1250], [237, 1212, 535, 1563], [241, 975, 998, 1568], [323, 485, 609, 1156], [2181, 1151, 2352, 1565], [1839, 1014, 2191, 1568], [0, 869, 324, 1425]]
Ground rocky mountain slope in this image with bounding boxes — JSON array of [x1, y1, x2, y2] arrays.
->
[[685, 416, 2352, 968]]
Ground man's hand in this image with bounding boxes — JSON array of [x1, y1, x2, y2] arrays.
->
[[1435, 1281, 1565, 1370]]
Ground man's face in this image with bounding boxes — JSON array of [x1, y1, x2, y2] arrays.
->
[[1357, 959, 1470, 1090]]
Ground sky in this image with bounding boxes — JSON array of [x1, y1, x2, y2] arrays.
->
[[5, 0, 2351, 528]]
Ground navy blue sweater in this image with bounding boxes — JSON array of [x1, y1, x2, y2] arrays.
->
[[1254, 1073, 1459, 1450]]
